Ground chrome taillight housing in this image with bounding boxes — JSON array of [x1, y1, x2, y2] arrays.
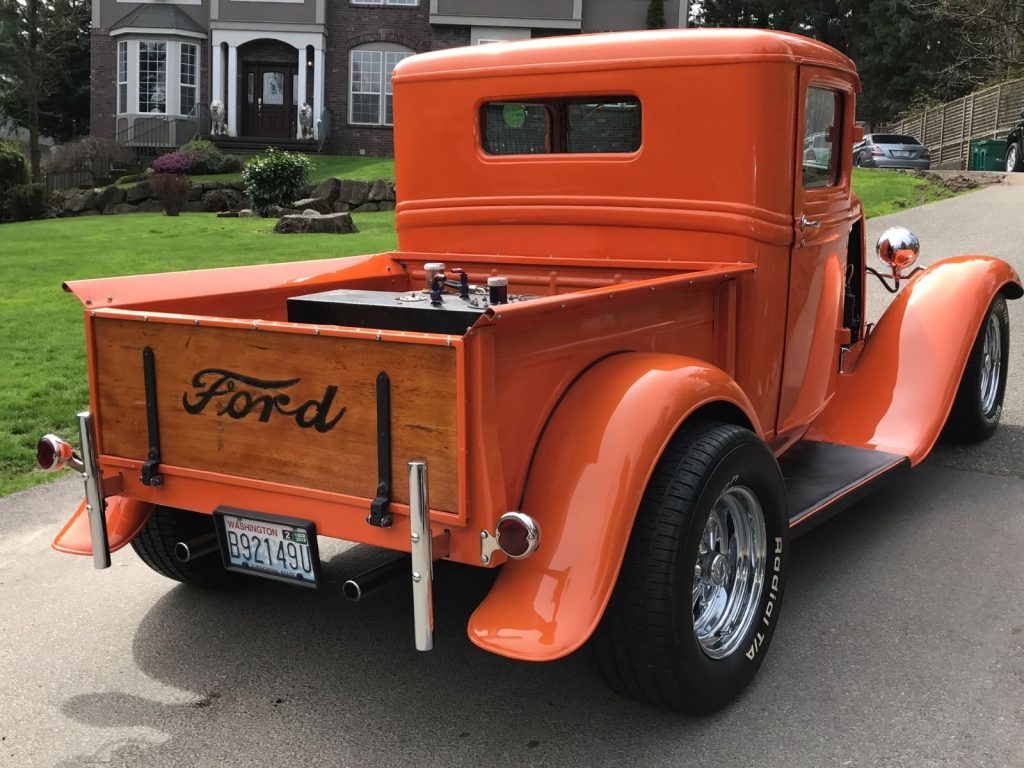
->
[[36, 434, 82, 472]]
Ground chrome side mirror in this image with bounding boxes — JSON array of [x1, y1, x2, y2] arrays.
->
[[876, 226, 920, 277]]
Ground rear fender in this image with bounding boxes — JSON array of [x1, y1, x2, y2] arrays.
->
[[52, 496, 154, 556], [807, 255, 1022, 462], [467, 353, 761, 661]]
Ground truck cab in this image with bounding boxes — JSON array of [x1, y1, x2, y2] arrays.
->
[[42, 29, 1020, 713]]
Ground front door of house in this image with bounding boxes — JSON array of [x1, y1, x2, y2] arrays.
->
[[242, 63, 296, 138]]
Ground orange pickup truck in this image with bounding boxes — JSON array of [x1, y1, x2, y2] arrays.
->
[[39, 29, 1020, 713]]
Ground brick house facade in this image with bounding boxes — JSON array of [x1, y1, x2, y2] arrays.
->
[[91, 0, 688, 157]]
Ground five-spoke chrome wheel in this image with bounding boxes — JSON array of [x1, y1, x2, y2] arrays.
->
[[980, 312, 1003, 414], [693, 485, 767, 659], [1007, 144, 1020, 173]]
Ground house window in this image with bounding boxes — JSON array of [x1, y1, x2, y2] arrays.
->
[[117, 41, 128, 114], [351, 0, 418, 5], [180, 43, 198, 116], [138, 42, 167, 114], [349, 46, 412, 126]]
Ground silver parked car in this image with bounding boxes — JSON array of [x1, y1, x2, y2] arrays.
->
[[853, 134, 931, 170]]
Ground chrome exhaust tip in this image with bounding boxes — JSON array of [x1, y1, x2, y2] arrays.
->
[[174, 533, 219, 563], [343, 556, 409, 602]]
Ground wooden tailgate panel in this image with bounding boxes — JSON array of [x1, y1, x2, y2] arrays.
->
[[94, 317, 460, 511]]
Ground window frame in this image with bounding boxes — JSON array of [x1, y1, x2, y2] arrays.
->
[[117, 41, 129, 114], [180, 42, 198, 117], [348, 45, 413, 126], [137, 41, 168, 115], [351, 0, 418, 6]]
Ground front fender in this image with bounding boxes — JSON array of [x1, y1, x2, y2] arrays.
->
[[467, 353, 760, 661], [52, 496, 154, 556], [807, 255, 1022, 463]]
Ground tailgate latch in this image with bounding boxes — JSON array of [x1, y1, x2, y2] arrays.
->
[[366, 371, 392, 528], [140, 346, 164, 487]]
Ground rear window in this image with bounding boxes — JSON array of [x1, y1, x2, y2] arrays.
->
[[481, 97, 641, 155], [873, 134, 920, 145]]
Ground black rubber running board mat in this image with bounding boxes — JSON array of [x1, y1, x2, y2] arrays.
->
[[780, 440, 910, 535]]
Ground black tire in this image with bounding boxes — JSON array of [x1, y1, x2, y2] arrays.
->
[[595, 421, 789, 713], [854, 153, 862, 167], [131, 506, 246, 589], [1007, 142, 1023, 173], [945, 294, 1010, 443]]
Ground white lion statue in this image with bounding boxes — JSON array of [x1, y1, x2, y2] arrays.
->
[[210, 100, 226, 136], [299, 103, 313, 139]]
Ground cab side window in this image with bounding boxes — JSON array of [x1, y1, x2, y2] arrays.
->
[[803, 87, 841, 188]]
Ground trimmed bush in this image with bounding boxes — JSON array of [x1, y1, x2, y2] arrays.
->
[[151, 151, 195, 175], [215, 154, 244, 173], [241, 148, 311, 217], [8, 183, 47, 221], [1, 142, 29, 211], [150, 173, 192, 216]]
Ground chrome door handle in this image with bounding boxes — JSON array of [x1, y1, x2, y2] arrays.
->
[[800, 214, 820, 230]]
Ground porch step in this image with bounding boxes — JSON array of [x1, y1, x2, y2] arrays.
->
[[780, 440, 910, 535], [212, 136, 319, 155]]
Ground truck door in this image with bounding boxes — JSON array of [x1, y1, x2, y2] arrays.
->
[[776, 68, 856, 437]]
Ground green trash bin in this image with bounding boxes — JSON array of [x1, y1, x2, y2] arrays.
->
[[970, 139, 1008, 171]]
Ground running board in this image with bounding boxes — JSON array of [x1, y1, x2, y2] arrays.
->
[[780, 440, 910, 535]]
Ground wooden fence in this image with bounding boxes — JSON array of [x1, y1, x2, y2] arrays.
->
[[881, 78, 1024, 169]]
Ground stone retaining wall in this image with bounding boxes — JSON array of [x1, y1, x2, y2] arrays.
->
[[55, 177, 397, 217]]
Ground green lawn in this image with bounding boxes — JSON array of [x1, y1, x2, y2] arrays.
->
[[852, 167, 958, 218], [0, 212, 397, 495], [189, 154, 396, 185], [0, 169, 974, 495]]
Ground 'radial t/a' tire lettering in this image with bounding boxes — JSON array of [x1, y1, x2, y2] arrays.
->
[[595, 420, 789, 713]]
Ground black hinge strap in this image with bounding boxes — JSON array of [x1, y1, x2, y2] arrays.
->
[[140, 346, 164, 487], [366, 371, 392, 528]]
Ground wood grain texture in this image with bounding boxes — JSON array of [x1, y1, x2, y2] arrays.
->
[[94, 318, 459, 511]]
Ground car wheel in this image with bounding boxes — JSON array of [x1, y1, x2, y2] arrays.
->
[[1007, 143, 1023, 172], [594, 421, 789, 713], [945, 294, 1010, 443], [131, 505, 246, 589], [854, 153, 862, 167]]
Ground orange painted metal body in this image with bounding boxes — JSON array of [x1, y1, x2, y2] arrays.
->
[[54, 30, 1020, 662]]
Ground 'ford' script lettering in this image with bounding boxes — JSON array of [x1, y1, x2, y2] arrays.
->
[[182, 368, 346, 433]]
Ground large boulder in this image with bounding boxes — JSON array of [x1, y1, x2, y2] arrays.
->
[[338, 179, 370, 207], [368, 179, 390, 202], [65, 187, 100, 213], [126, 181, 154, 204], [311, 177, 341, 203], [105, 202, 137, 215], [96, 185, 126, 211], [274, 212, 358, 234], [291, 196, 333, 214], [136, 198, 165, 213]]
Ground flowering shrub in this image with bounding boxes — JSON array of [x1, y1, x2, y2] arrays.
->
[[150, 172, 192, 216], [241, 148, 311, 216], [151, 151, 195, 175]]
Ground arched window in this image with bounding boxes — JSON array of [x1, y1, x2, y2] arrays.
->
[[349, 42, 414, 126]]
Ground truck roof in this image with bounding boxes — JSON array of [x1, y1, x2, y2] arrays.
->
[[394, 28, 859, 84]]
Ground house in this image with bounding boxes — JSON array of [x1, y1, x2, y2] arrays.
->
[[90, 0, 689, 156]]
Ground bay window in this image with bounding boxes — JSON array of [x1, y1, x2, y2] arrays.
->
[[117, 41, 128, 114], [138, 42, 167, 114], [180, 43, 198, 116], [113, 38, 202, 116]]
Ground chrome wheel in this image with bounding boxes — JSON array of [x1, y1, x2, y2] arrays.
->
[[1007, 144, 1018, 173], [980, 313, 1003, 414], [692, 485, 767, 660]]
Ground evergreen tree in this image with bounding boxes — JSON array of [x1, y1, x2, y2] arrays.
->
[[647, 0, 666, 29]]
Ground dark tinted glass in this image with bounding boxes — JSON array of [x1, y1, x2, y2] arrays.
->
[[482, 97, 641, 155], [873, 134, 920, 145]]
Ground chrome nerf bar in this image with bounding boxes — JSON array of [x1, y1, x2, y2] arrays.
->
[[78, 411, 111, 569], [408, 460, 434, 651]]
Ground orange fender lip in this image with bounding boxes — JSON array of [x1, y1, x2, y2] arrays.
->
[[467, 353, 760, 662], [52, 496, 154, 556], [807, 256, 1022, 464]]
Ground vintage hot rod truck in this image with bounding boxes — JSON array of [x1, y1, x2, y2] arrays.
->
[[39, 30, 1020, 712]]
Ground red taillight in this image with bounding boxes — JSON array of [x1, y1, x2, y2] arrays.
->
[[37, 434, 74, 472], [495, 512, 540, 559], [921, 149, 931, 159], [871, 148, 885, 157]]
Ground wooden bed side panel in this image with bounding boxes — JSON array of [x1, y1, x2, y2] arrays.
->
[[93, 318, 459, 511]]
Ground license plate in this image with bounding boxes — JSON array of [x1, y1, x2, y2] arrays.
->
[[214, 508, 320, 587], [894, 150, 910, 157]]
